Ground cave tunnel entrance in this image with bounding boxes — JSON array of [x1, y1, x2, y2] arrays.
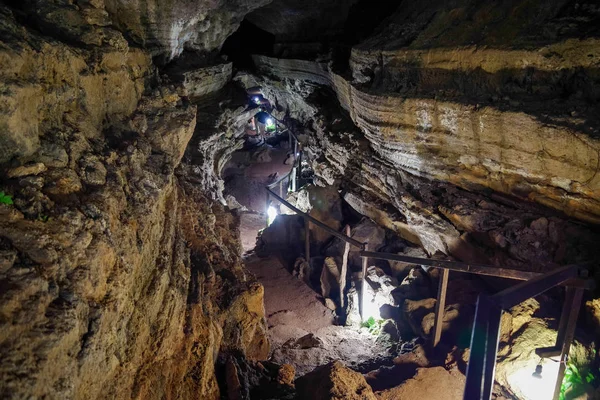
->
[[221, 20, 275, 71]]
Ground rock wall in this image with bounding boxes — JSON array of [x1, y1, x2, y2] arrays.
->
[[245, 0, 358, 43], [0, 5, 268, 400], [6, 0, 270, 62], [253, 52, 600, 224], [240, 69, 599, 272]]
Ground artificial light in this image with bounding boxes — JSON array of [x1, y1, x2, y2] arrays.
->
[[507, 358, 559, 400], [532, 364, 543, 379], [267, 205, 278, 226]]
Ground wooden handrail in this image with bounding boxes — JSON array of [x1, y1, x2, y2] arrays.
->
[[251, 58, 594, 400], [267, 169, 292, 189], [267, 188, 365, 249], [266, 187, 592, 285]]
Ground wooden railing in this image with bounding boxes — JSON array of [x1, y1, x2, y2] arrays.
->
[[258, 110, 594, 400], [263, 155, 593, 400]]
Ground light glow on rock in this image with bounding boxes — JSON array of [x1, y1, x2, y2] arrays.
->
[[267, 205, 278, 226], [507, 358, 560, 400]]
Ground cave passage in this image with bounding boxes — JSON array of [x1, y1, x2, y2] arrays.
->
[[1, 1, 600, 400], [221, 20, 276, 71]]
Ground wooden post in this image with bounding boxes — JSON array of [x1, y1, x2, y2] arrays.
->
[[265, 192, 270, 228], [305, 218, 310, 261], [433, 268, 449, 348], [340, 225, 351, 309], [360, 244, 369, 321], [293, 138, 298, 161], [552, 287, 584, 400], [279, 180, 283, 198]]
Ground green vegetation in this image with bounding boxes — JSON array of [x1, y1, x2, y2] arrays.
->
[[361, 316, 384, 335], [0, 191, 13, 205], [560, 362, 599, 400]]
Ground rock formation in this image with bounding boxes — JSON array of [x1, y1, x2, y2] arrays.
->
[[1, 0, 599, 398], [0, 4, 268, 399]]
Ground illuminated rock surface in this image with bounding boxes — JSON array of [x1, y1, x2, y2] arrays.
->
[[1, 0, 599, 399]]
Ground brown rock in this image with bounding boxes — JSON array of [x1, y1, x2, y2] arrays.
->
[[222, 282, 270, 360], [36, 142, 69, 168], [79, 155, 107, 186], [321, 256, 340, 299], [420, 305, 460, 337], [324, 298, 337, 310], [376, 367, 465, 400], [285, 333, 323, 349], [403, 298, 436, 336], [0, 250, 17, 274], [296, 361, 377, 400], [585, 299, 600, 336], [277, 364, 295, 387], [6, 163, 47, 178], [226, 358, 243, 400], [44, 168, 83, 195], [509, 298, 539, 334]]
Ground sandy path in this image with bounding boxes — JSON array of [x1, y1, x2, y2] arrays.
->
[[245, 255, 387, 376], [224, 146, 293, 251]]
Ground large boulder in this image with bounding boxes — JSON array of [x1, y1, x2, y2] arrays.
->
[[388, 246, 428, 280], [402, 298, 462, 340], [495, 318, 595, 400], [307, 185, 344, 244], [363, 266, 398, 321], [375, 367, 465, 400], [325, 218, 386, 269], [296, 361, 377, 400]]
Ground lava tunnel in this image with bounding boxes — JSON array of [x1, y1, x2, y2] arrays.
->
[[1, 1, 600, 400]]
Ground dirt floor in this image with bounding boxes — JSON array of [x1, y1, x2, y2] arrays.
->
[[245, 255, 391, 376], [223, 144, 293, 252], [224, 144, 393, 377]]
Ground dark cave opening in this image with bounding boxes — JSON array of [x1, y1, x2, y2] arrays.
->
[[221, 20, 276, 71]]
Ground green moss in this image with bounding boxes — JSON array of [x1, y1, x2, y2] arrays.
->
[[0, 191, 13, 205], [361, 316, 385, 335]]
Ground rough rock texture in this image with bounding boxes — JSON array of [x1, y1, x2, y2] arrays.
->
[[253, 0, 600, 224], [167, 61, 234, 100], [0, 5, 270, 399], [295, 361, 377, 400], [241, 70, 599, 274], [7, 0, 271, 61], [0, 6, 151, 166], [254, 50, 600, 224], [180, 88, 257, 205], [375, 366, 465, 400], [0, 92, 269, 399]]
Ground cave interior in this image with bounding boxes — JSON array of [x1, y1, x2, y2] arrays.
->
[[0, 1, 599, 399]]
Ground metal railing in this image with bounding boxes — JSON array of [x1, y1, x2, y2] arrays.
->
[[264, 179, 592, 400], [464, 265, 588, 400], [258, 111, 594, 400]]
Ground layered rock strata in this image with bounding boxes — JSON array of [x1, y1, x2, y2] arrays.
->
[[253, 53, 600, 224], [239, 71, 599, 272], [6, 0, 271, 61], [0, 6, 268, 399]]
